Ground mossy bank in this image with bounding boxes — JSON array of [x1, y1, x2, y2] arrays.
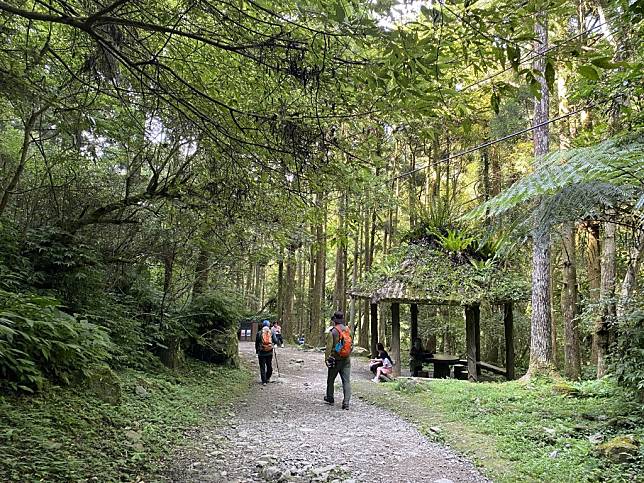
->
[[0, 361, 252, 482], [356, 377, 643, 482]]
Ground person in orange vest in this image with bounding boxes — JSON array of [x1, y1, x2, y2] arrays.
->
[[324, 311, 352, 409]]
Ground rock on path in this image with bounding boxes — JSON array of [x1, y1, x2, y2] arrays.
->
[[165, 342, 490, 483]]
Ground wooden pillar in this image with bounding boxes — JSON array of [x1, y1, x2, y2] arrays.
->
[[370, 303, 378, 357], [504, 302, 515, 380], [475, 306, 481, 376], [391, 302, 401, 377], [410, 303, 419, 345], [465, 304, 479, 382]]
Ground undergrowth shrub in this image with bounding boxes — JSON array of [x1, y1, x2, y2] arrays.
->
[[0, 290, 112, 392], [610, 304, 644, 399], [22, 226, 106, 312], [183, 290, 245, 365]]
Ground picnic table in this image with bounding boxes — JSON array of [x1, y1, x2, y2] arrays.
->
[[427, 352, 461, 378]]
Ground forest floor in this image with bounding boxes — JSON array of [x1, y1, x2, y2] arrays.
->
[[163, 342, 489, 483]]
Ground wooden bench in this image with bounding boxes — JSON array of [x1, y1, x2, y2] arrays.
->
[[476, 361, 508, 377]]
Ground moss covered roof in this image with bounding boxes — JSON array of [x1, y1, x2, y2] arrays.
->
[[348, 242, 529, 305]]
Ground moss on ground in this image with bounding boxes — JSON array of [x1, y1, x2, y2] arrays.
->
[[355, 377, 643, 482], [0, 360, 252, 482]]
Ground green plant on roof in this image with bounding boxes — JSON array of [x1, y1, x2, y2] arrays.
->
[[431, 227, 475, 253]]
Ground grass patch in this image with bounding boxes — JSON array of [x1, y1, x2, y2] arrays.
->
[[356, 377, 643, 482], [0, 360, 252, 481]]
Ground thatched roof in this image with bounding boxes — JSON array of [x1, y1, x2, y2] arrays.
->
[[347, 243, 529, 306]]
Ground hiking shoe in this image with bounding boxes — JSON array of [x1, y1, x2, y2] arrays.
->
[[342, 403, 349, 410], [262, 382, 267, 386], [323, 396, 334, 404]]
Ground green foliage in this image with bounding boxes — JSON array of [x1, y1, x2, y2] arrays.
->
[[23, 227, 106, 312], [610, 305, 644, 397], [0, 361, 252, 481], [467, 136, 644, 223], [0, 290, 112, 392], [181, 290, 246, 364], [431, 227, 475, 253], [0, 221, 30, 291], [360, 377, 643, 482]]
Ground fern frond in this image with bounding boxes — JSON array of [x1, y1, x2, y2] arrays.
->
[[466, 135, 644, 221]]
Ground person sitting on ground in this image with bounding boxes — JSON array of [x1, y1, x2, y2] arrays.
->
[[369, 342, 391, 375], [372, 350, 394, 383]]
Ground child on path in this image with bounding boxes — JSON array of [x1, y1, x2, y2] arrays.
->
[[255, 320, 278, 386]]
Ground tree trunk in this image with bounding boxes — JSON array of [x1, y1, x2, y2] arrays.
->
[[408, 146, 417, 229], [192, 247, 210, 296], [311, 207, 325, 344], [277, 256, 284, 318], [283, 248, 296, 340], [561, 223, 581, 379], [587, 221, 601, 362], [360, 207, 371, 348], [297, 249, 305, 337], [333, 194, 347, 314], [527, 12, 555, 376], [308, 239, 315, 336], [349, 218, 359, 332], [617, 229, 644, 320], [596, 220, 616, 378], [0, 110, 40, 216]]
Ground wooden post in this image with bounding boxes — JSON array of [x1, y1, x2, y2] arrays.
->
[[370, 303, 378, 357], [391, 302, 401, 377], [410, 303, 419, 345], [475, 305, 481, 376], [504, 302, 515, 380], [465, 305, 479, 382]]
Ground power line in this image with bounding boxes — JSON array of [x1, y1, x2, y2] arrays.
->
[[391, 101, 599, 182]]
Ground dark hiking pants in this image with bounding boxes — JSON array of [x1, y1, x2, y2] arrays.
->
[[326, 357, 351, 406], [258, 353, 273, 383]]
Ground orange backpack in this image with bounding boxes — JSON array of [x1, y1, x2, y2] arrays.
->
[[261, 330, 273, 352], [333, 325, 352, 358]]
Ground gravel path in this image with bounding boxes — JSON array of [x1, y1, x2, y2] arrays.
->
[[165, 342, 490, 483]]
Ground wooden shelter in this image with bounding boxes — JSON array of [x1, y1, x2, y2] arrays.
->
[[348, 243, 528, 381]]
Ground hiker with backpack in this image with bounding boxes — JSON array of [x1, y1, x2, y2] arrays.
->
[[255, 320, 278, 386], [324, 311, 352, 410]]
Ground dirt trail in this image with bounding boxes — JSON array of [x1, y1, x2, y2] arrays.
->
[[165, 342, 489, 483]]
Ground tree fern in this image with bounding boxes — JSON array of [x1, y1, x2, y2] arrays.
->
[[466, 135, 644, 222]]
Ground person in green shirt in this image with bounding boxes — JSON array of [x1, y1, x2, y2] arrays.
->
[[324, 311, 351, 410]]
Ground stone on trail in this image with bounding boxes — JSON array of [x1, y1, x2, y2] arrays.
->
[[433, 479, 454, 483], [262, 466, 282, 480], [311, 464, 336, 476]]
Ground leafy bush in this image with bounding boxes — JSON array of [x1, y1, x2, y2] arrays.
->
[[22, 226, 106, 312], [610, 305, 644, 398], [0, 221, 30, 291], [182, 290, 246, 365], [0, 290, 112, 392]]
